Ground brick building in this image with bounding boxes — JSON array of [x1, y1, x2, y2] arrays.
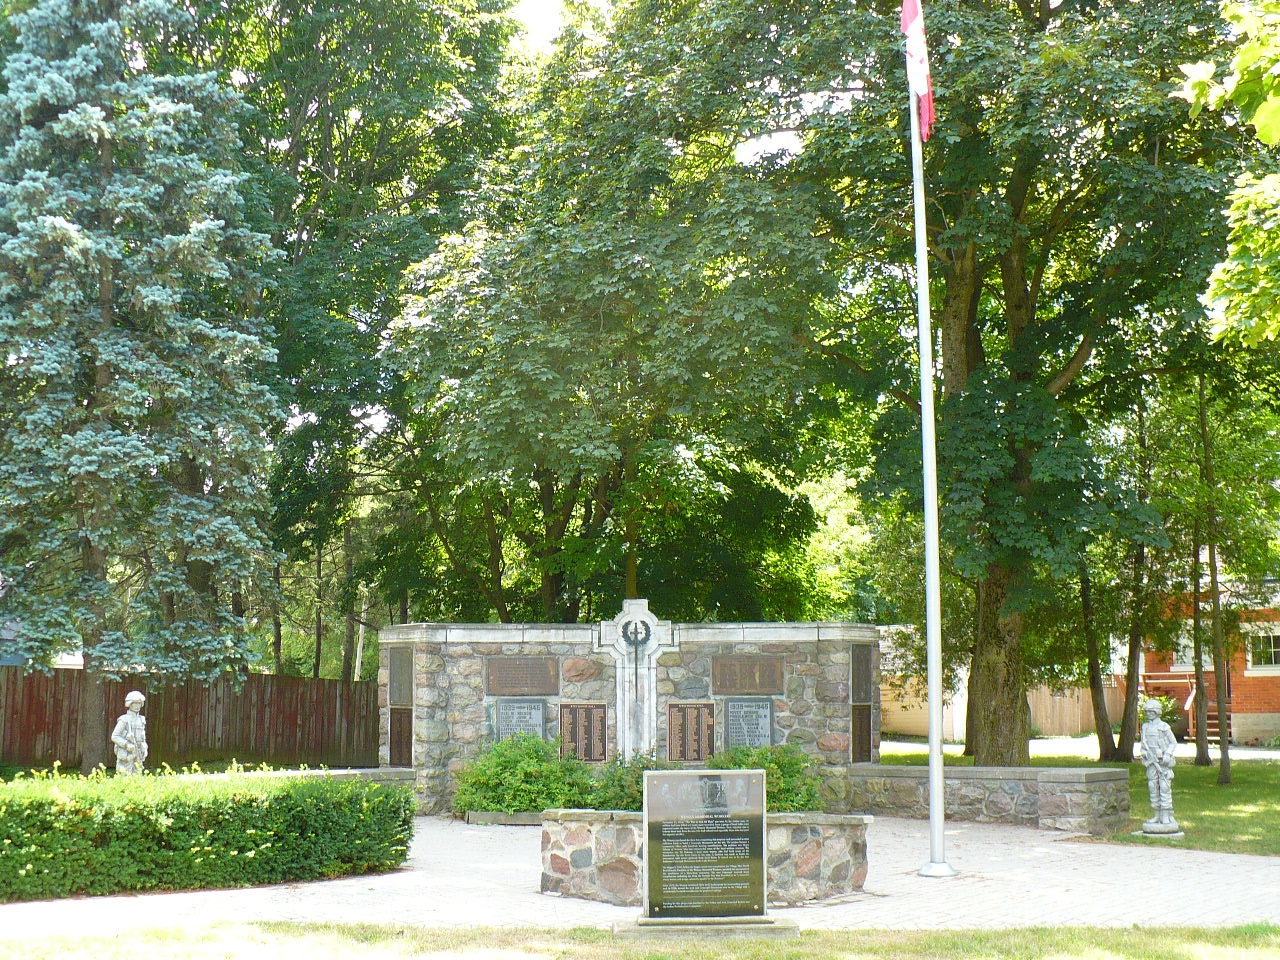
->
[[1138, 606, 1280, 745]]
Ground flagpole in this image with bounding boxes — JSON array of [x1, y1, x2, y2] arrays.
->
[[908, 83, 957, 881]]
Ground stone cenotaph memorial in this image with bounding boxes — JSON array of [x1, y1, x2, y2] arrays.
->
[[377, 599, 882, 813]]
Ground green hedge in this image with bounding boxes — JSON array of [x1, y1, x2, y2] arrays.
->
[[0, 770, 414, 902], [451, 734, 595, 814], [453, 737, 822, 814]]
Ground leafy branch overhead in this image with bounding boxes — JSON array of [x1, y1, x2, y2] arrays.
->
[[1176, 0, 1280, 345]]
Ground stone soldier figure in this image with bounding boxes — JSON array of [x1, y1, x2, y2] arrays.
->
[[111, 690, 149, 775], [1139, 698, 1179, 833]]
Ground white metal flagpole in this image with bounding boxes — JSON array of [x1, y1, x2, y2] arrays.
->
[[902, 0, 956, 879]]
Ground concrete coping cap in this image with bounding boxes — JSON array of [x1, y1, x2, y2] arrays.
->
[[850, 764, 1124, 782]]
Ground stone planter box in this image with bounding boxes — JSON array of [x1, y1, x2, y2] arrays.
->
[[846, 764, 1129, 834], [540, 809, 871, 907]]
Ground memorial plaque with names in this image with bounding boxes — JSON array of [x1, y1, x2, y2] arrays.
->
[[643, 769, 766, 919], [560, 702, 607, 762], [496, 698, 547, 740], [711, 656, 784, 695], [725, 698, 773, 748], [851, 703, 872, 762], [851, 644, 876, 703], [388, 647, 413, 707], [485, 656, 559, 696], [667, 702, 714, 762]]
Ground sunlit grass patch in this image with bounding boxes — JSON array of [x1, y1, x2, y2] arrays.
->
[[878, 752, 1280, 856], [4, 923, 1279, 960]]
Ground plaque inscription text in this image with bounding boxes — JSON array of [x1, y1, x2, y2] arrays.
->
[[560, 702, 607, 762], [667, 702, 714, 762]]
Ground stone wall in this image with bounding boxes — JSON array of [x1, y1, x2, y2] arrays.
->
[[540, 809, 871, 906], [846, 764, 1130, 834], [378, 610, 881, 814], [381, 625, 615, 811]]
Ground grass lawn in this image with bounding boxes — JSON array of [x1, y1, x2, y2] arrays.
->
[[880, 749, 1280, 856], [2, 923, 1279, 960]]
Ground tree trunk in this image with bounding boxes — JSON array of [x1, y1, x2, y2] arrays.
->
[[1198, 374, 1231, 784], [1114, 540, 1147, 763], [313, 548, 324, 679], [341, 526, 356, 682], [1115, 403, 1153, 764], [1207, 538, 1232, 784], [624, 513, 639, 600], [352, 587, 370, 682], [272, 564, 284, 674], [79, 101, 114, 775], [967, 564, 1031, 765], [1191, 518, 1211, 765], [962, 587, 978, 757], [1080, 564, 1118, 761], [78, 655, 109, 774]]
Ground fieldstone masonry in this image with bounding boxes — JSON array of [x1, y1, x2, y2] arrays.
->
[[540, 809, 871, 906], [378, 602, 881, 813], [845, 764, 1130, 833]]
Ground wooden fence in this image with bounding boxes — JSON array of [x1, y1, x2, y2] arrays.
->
[[883, 683, 1125, 739], [0, 668, 378, 769]]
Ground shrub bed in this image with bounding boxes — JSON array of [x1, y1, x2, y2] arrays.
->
[[0, 769, 414, 902], [453, 735, 823, 814]]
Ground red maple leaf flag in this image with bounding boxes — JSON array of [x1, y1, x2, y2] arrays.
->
[[901, 0, 936, 141]]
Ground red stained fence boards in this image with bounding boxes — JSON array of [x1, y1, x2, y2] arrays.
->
[[0, 668, 377, 769]]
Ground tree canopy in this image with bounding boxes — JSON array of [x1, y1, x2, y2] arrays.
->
[[1177, 0, 1280, 345], [1, 0, 1276, 766]]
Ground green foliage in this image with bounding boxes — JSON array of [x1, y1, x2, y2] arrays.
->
[[1202, 171, 1280, 346], [1178, 0, 1280, 143], [706, 744, 823, 813], [450, 734, 595, 815], [1144, 695, 1184, 728], [452, 740, 823, 814], [0, 769, 414, 902], [0, 0, 280, 677], [586, 752, 674, 812], [1176, 0, 1280, 345]]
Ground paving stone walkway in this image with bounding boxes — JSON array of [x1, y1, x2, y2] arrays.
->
[[2, 813, 1277, 942]]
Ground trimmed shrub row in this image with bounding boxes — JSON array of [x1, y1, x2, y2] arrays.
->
[[0, 770, 414, 903], [452, 734, 823, 815]]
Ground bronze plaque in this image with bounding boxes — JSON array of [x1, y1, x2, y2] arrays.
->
[[668, 702, 715, 762], [711, 656, 784, 695], [485, 656, 559, 696], [389, 707, 412, 766], [851, 703, 872, 762], [644, 770, 766, 919], [560, 702, 607, 762], [388, 647, 413, 707], [851, 644, 876, 703]]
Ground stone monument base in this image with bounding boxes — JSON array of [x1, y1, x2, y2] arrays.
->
[[1134, 826, 1185, 839], [613, 917, 799, 940]]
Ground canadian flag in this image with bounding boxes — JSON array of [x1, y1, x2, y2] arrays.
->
[[901, 0, 936, 141]]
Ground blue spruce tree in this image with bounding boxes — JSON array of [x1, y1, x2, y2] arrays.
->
[[0, 0, 279, 770]]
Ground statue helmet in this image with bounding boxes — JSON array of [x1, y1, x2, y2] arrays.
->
[[1142, 698, 1161, 715], [124, 690, 146, 706]]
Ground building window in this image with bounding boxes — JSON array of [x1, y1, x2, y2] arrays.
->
[[1247, 632, 1280, 670], [1171, 622, 1196, 671]]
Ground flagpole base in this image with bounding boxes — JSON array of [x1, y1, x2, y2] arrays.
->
[[918, 861, 959, 878]]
